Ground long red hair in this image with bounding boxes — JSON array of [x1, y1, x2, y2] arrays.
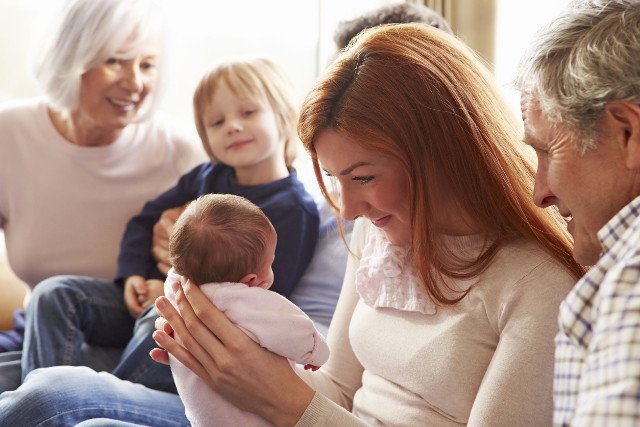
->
[[299, 24, 585, 305]]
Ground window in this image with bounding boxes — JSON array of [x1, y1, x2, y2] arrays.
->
[[0, 0, 395, 123], [494, 0, 572, 117]]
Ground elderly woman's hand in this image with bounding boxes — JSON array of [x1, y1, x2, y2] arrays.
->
[[151, 279, 315, 426]]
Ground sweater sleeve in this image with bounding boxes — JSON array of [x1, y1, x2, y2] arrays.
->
[[266, 197, 319, 298], [467, 260, 574, 426], [115, 165, 205, 284], [292, 218, 369, 423]]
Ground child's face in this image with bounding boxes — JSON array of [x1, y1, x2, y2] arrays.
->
[[202, 81, 283, 178], [254, 230, 277, 289]]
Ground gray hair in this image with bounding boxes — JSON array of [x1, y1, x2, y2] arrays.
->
[[516, 0, 640, 152], [31, 0, 171, 120]]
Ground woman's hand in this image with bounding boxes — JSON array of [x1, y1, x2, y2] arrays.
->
[[151, 280, 315, 426], [151, 206, 186, 275]]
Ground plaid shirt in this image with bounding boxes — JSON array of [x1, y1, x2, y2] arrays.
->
[[554, 196, 640, 426]]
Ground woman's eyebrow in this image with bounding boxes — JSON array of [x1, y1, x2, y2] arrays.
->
[[340, 161, 372, 176]]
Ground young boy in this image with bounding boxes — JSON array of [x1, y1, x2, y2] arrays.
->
[[165, 194, 329, 427]]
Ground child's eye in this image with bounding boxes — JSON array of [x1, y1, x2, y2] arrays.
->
[[210, 119, 224, 127], [242, 110, 256, 117], [352, 176, 374, 185]]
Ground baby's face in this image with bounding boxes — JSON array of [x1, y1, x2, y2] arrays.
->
[[255, 230, 277, 289]]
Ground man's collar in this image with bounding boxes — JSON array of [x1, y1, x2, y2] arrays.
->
[[597, 195, 640, 253]]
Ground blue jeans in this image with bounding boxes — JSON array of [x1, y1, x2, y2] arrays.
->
[[20, 275, 175, 392], [0, 366, 188, 426], [0, 309, 25, 352], [114, 305, 177, 393], [0, 351, 21, 393], [22, 275, 134, 378]]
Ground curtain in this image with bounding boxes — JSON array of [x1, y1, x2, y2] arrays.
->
[[421, 0, 497, 72]]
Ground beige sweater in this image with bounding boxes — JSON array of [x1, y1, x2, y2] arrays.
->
[[297, 219, 576, 426]]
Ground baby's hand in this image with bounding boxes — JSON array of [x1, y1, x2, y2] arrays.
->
[[303, 364, 320, 371]]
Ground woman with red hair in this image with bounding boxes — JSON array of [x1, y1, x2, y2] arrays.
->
[[148, 23, 584, 426]]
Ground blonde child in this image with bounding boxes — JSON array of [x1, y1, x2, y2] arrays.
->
[[22, 58, 319, 394], [166, 193, 328, 426]]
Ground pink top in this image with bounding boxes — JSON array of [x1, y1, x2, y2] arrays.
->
[[165, 268, 329, 426]]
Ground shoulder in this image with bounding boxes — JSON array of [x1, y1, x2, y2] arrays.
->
[[0, 99, 54, 157], [476, 239, 577, 324], [0, 98, 44, 125], [270, 171, 319, 216], [592, 217, 640, 314], [489, 239, 575, 287], [288, 170, 317, 200]]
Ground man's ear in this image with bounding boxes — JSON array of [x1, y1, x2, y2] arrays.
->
[[605, 101, 640, 170], [239, 273, 259, 287]]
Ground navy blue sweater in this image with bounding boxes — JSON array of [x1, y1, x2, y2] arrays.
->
[[116, 162, 319, 298]]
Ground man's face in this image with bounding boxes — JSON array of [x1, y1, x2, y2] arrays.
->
[[523, 96, 638, 265]]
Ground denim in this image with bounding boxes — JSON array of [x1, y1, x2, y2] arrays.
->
[[20, 274, 176, 393], [0, 366, 188, 426], [0, 309, 25, 352], [75, 419, 149, 427], [21, 275, 135, 380], [0, 345, 123, 394], [0, 351, 21, 393], [112, 305, 177, 393]]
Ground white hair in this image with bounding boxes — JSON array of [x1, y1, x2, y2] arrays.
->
[[516, 0, 640, 152], [31, 0, 172, 120]]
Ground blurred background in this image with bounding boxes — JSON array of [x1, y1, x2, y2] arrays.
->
[[1, 0, 571, 122]]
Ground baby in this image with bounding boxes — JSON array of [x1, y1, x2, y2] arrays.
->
[[165, 193, 329, 426]]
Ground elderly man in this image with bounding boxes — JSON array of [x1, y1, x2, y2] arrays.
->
[[516, 0, 640, 425]]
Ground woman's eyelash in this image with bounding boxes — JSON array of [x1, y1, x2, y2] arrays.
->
[[352, 176, 374, 184], [322, 171, 373, 185]]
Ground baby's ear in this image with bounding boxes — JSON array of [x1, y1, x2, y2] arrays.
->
[[239, 273, 259, 287]]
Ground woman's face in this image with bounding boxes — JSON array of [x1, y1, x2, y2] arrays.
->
[[315, 129, 412, 245], [77, 41, 160, 131]]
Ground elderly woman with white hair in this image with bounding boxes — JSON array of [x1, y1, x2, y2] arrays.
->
[[0, 0, 205, 392]]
